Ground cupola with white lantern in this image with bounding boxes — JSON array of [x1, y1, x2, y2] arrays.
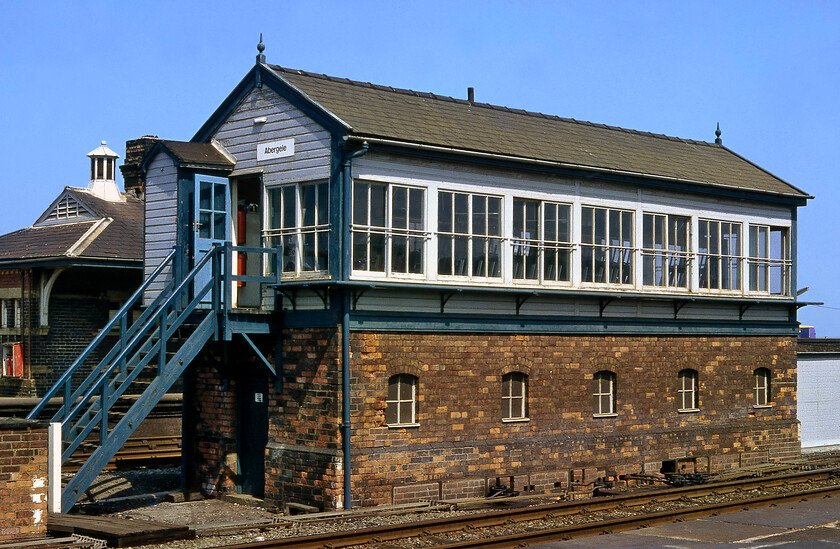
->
[[86, 140, 122, 201]]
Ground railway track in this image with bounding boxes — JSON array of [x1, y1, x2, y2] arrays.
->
[[65, 435, 181, 472], [215, 467, 840, 549]]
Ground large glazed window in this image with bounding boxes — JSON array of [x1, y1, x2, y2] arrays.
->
[[386, 374, 418, 426], [438, 191, 502, 278], [512, 199, 572, 282], [352, 182, 426, 275], [265, 181, 329, 275], [643, 214, 689, 288], [749, 225, 790, 295], [698, 220, 740, 291], [581, 207, 633, 285]]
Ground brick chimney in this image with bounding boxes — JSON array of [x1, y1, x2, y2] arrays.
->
[[119, 136, 160, 197]]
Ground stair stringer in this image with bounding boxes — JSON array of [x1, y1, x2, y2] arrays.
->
[[60, 311, 217, 512]]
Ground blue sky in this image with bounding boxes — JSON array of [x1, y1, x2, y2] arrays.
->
[[1, 1, 838, 334]]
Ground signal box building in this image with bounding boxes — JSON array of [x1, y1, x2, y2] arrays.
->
[[31, 45, 811, 513]]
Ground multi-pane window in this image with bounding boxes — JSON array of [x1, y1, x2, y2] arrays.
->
[[678, 369, 698, 411], [0, 299, 20, 329], [265, 181, 329, 275], [753, 368, 771, 406], [385, 374, 418, 426], [581, 207, 633, 284], [512, 199, 572, 282], [502, 372, 528, 420], [698, 220, 741, 291], [593, 370, 616, 415], [352, 182, 425, 275], [438, 191, 502, 278], [749, 225, 790, 295], [643, 214, 689, 288]]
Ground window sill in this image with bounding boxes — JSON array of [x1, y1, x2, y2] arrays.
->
[[752, 404, 772, 409], [386, 423, 420, 429], [592, 413, 618, 418], [502, 417, 530, 423], [678, 408, 700, 414]]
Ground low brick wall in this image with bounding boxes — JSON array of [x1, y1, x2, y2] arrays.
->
[[0, 418, 48, 542]]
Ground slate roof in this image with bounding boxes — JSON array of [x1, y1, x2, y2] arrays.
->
[[0, 188, 143, 264], [268, 65, 808, 198], [155, 140, 234, 169]]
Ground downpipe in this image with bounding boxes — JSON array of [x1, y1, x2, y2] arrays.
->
[[340, 139, 368, 509]]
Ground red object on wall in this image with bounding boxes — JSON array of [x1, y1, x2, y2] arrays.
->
[[2, 343, 23, 377], [237, 209, 247, 245], [237, 253, 246, 288]]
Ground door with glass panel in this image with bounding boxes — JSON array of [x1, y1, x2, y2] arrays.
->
[[193, 174, 230, 305]]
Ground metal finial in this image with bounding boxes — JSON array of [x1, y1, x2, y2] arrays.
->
[[256, 33, 266, 64], [714, 122, 722, 145]]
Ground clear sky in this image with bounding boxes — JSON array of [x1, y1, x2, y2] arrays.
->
[[1, 1, 838, 334]]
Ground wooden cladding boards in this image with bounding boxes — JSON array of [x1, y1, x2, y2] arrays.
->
[[143, 153, 178, 307]]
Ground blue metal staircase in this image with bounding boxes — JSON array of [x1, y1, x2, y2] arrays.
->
[[28, 243, 280, 512]]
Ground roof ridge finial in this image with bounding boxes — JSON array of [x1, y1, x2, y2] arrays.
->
[[714, 122, 722, 145], [257, 33, 266, 64]]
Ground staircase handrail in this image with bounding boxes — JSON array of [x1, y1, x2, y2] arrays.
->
[[60, 245, 220, 436], [27, 248, 179, 420]]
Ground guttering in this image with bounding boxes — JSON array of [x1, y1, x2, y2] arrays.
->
[[344, 136, 813, 203], [339, 139, 369, 510], [0, 257, 142, 269]]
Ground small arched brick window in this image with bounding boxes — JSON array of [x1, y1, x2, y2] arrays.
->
[[678, 369, 699, 411], [502, 372, 528, 420], [386, 374, 418, 426], [593, 370, 616, 416], [753, 368, 771, 406]]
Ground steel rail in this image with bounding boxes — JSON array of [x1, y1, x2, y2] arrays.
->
[[214, 467, 840, 549]]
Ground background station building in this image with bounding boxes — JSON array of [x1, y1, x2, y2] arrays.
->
[[32, 41, 811, 513]]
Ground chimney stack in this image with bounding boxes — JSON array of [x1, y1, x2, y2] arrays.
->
[[120, 136, 160, 197]]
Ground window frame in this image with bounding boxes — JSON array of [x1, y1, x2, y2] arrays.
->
[[0, 299, 20, 330], [437, 190, 503, 280], [385, 373, 419, 427], [593, 370, 617, 417], [580, 206, 634, 286], [677, 368, 699, 412], [642, 213, 690, 289], [698, 219, 742, 292], [748, 225, 791, 296], [753, 367, 771, 407], [502, 371, 529, 421], [512, 198, 573, 284], [351, 180, 427, 277], [264, 181, 330, 277]]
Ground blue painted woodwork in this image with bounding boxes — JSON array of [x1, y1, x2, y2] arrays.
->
[[28, 244, 281, 512]]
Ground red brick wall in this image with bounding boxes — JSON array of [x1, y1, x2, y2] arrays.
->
[[0, 419, 48, 542], [349, 333, 798, 507]]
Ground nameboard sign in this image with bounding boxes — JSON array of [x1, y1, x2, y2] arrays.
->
[[257, 138, 295, 161]]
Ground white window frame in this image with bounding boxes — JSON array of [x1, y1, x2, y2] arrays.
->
[[748, 225, 791, 296], [593, 370, 617, 417], [512, 198, 573, 284], [502, 371, 528, 421], [678, 368, 699, 412], [580, 206, 634, 286], [437, 190, 503, 280], [386, 373, 418, 427], [0, 299, 20, 330], [264, 181, 330, 277], [753, 368, 771, 407], [351, 181, 427, 278], [642, 213, 690, 289], [698, 219, 742, 292]]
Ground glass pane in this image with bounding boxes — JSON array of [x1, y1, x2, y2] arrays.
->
[[317, 232, 329, 271], [302, 185, 316, 226], [654, 215, 665, 249], [622, 212, 633, 248], [502, 376, 511, 398], [370, 184, 386, 227], [392, 236, 407, 273], [454, 236, 469, 275], [643, 214, 653, 249], [353, 233, 367, 270], [472, 238, 486, 276], [472, 196, 486, 235], [454, 193, 469, 233], [525, 201, 538, 238], [392, 187, 407, 229], [385, 402, 397, 424], [214, 183, 225, 212], [488, 198, 501, 236], [268, 189, 282, 230], [387, 377, 398, 401], [438, 237, 452, 275], [370, 233, 385, 271], [582, 208, 594, 244], [214, 213, 225, 240], [609, 210, 620, 247], [511, 376, 523, 397], [353, 183, 368, 225], [438, 192, 452, 232], [200, 181, 211, 210], [409, 189, 423, 230], [488, 238, 501, 277], [513, 200, 524, 238], [199, 212, 211, 238], [283, 235, 296, 272], [595, 246, 606, 283], [283, 186, 295, 228], [317, 183, 329, 225], [601, 394, 611, 414], [400, 401, 413, 424], [544, 204, 556, 241], [581, 246, 593, 282], [558, 205, 570, 241], [594, 209, 606, 245], [302, 232, 315, 271], [558, 250, 570, 281], [408, 236, 423, 273]]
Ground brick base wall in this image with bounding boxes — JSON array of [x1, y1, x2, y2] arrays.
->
[[0, 419, 48, 542]]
